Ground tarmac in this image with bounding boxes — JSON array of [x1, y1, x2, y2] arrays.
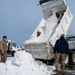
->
[[52, 65, 75, 75]]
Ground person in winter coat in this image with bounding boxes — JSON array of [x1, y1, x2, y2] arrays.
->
[[0, 36, 7, 63], [54, 34, 69, 74]]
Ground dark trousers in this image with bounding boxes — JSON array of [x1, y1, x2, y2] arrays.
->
[[1, 52, 7, 63]]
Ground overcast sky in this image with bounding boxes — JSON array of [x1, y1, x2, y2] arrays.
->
[[0, 0, 75, 46]]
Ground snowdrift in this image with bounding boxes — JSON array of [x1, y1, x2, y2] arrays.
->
[[0, 50, 55, 75]]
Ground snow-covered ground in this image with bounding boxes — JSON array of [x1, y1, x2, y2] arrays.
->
[[0, 50, 55, 75]]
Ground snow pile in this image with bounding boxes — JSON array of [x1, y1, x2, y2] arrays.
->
[[0, 50, 54, 75], [11, 51, 47, 75], [12, 51, 34, 66], [0, 63, 7, 75]]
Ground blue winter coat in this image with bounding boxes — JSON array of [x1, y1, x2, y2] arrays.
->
[[54, 37, 69, 54]]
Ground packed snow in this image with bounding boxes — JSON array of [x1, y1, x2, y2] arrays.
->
[[0, 50, 55, 75]]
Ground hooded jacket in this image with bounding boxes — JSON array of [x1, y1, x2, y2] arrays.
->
[[54, 36, 69, 54]]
